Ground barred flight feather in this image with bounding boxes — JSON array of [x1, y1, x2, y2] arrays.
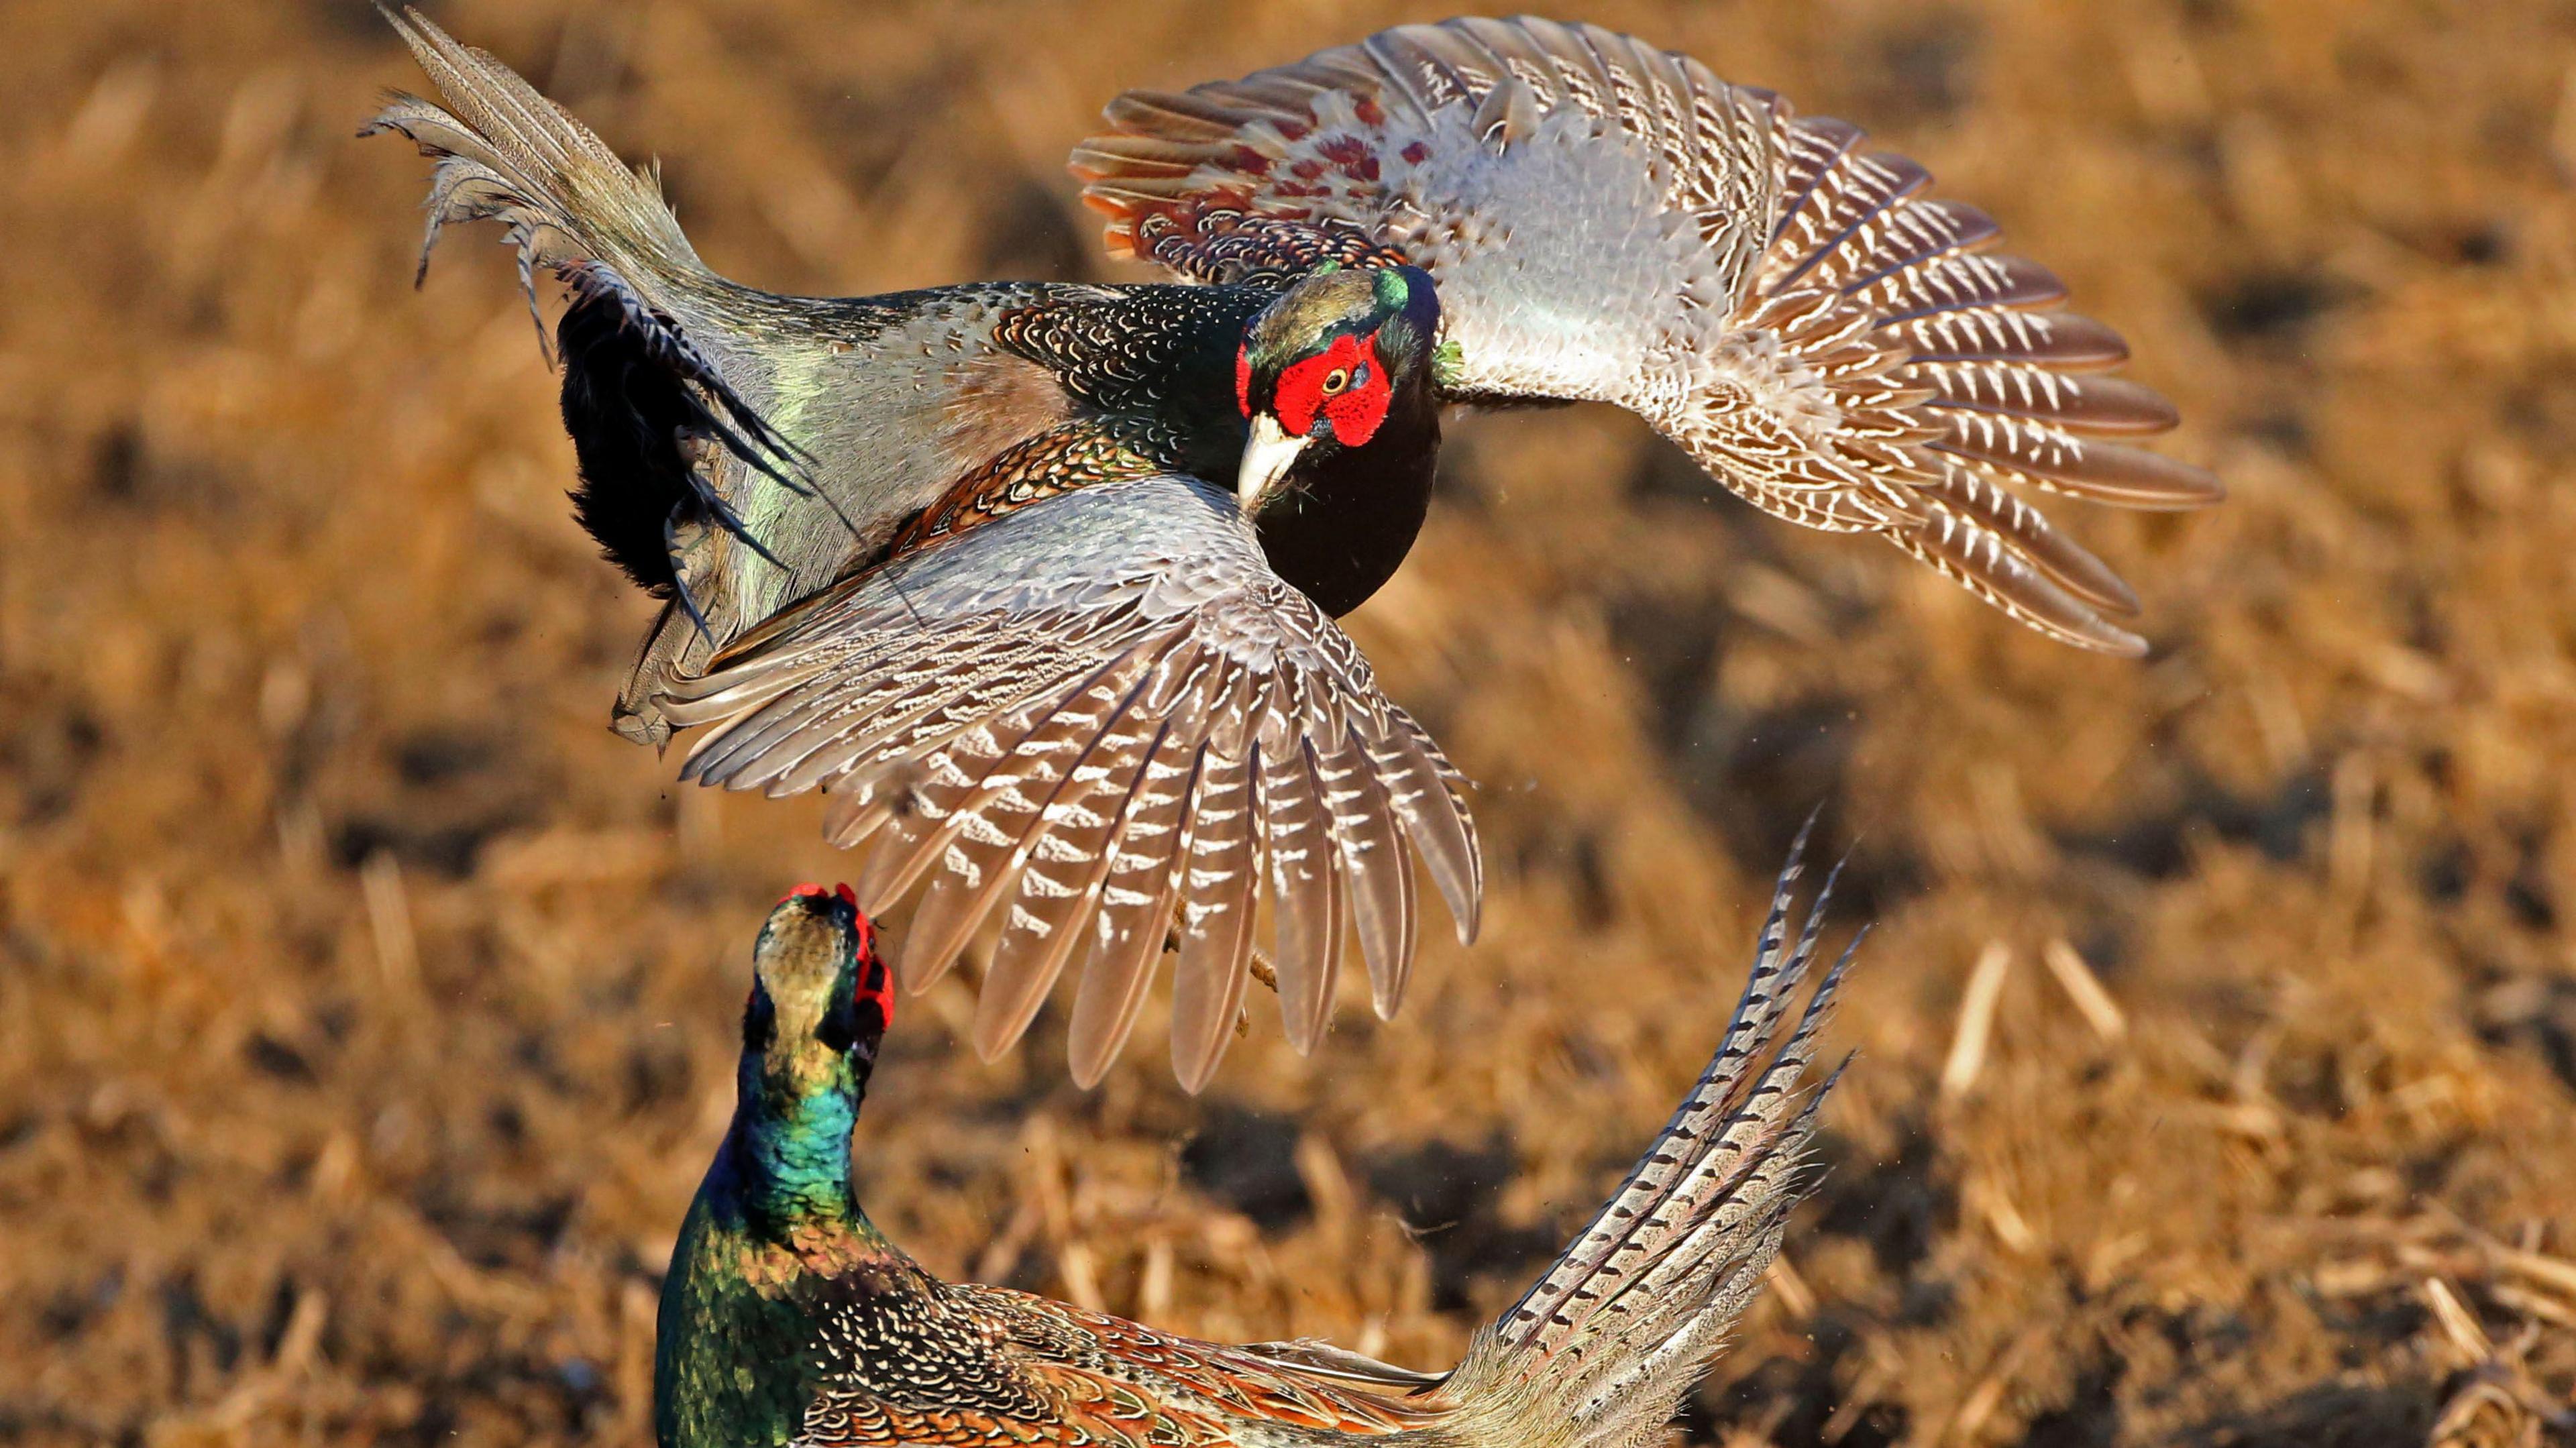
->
[[1171, 745, 1262, 1093], [653, 476, 1480, 1086], [1062, 712, 1208, 1087], [1426, 823, 1854, 1448]]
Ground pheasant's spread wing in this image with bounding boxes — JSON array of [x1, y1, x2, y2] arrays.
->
[[1074, 17, 2220, 654], [653, 474, 1479, 1090]]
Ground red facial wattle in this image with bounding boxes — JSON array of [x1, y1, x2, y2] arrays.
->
[[858, 964, 894, 1028], [852, 915, 894, 1026], [777, 881, 890, 1023], [1272, 332, 1391, 447]]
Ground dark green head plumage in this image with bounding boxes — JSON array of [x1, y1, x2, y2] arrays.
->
[[1236, 265, 1440, 438], [1232, 264, 1442, 516]]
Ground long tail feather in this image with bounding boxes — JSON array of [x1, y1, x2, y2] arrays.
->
[[364, 3, 816, 706], [1448, 830, 1856, 1448], [361, 5, 701, 341]]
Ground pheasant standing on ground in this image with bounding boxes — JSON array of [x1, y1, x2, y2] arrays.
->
[[661, 847, 1852, 1448], [370, 12, 2212, 1087]]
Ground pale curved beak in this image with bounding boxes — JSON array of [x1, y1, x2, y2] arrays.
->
[[1236, 414, 1309, 514]]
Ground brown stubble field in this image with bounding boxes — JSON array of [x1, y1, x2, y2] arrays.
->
[[5, 0, 2576, 1443]]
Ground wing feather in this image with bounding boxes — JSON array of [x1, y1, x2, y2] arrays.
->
[[1375, 714, 1481, 942], [1767, 150, 1931, 296], [1814, 199, 2002, 294], [855, 710, 1048, 979], [1258, 728, 1346, 1054], [652, 475, 1479, 1085], [1064, 710, 1209, 1088], [1171, 742, 1262, 1093], [914, 646, 1175, 1042], [1911, 362, 2181, 434], [1916, 463, 2137, 614], [1318, 724, 1416, 1018], [1932, 413, 2224, 509], [979, 680, 1201, 1074], [1882, 308, 2129, 370], [1893, 503, 2135, 652], [1075, 18, 2218, 653]]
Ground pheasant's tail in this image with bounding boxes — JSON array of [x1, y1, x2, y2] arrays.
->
[[1446, 824, 1854, 1448], [363, 4, 816, 716], [361, 5, 705, 343]]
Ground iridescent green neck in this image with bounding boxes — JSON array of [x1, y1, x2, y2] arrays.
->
[[655, 1050, 881, 1447], [724, 1049, 869, 1231]]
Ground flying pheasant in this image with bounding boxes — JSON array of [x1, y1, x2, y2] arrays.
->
[[661, 849, 1851, 1448], [370, 11, 2212, 1088]]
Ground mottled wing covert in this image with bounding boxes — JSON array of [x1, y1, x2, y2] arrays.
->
[[958, 1288, 1456, 1429], [652, 475, 1481, 1090], [1075, 17, 2219, 653]]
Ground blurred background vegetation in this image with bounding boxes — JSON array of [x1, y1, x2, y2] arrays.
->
[[3, 1, 2575, 1443]]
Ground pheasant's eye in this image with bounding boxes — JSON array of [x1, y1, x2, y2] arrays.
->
[[1321, 368, 1352, 395]]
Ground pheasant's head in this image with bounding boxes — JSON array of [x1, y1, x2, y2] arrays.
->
[[744, 883, 894, 1101], [1234, 264, 1441, 514]]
